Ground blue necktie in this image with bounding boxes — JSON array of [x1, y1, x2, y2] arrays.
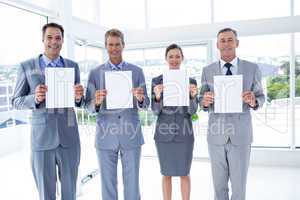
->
[[48, 62, 57, 68], [225, 63, 232, 75]]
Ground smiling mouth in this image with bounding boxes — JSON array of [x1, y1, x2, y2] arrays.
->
[[48, 46, 60, 50]]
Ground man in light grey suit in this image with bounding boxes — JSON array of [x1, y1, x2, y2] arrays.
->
[[12, 23, 84, 200], [199, 28, 265, 200], [85, 29, 149, 200]]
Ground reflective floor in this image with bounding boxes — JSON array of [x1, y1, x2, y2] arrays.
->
[[1, 149, 299, 200]]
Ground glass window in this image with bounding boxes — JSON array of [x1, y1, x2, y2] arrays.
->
[[0, 3, 47, 199], [295, 0, 300, 15], [0, 4, 44, 67], [72, 0, 96, 23], [181, 45, 209, 157], [74, 43, 103, 84], [295, 33, 300, 146], [99, 0, 145, 29], [237, 34, 291, 147], [74, 44, 104, 177], [24, 0, 51, 8], [214, 0, 290, 22], [148, 0, 211, 28], [124, 50, 145, 67]]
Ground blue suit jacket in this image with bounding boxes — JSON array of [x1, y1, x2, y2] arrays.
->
[[12, 55, 82, 151], [85, 61, 150, 150]]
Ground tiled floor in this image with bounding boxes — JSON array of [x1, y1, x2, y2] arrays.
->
[[1, 149, 299, 200]]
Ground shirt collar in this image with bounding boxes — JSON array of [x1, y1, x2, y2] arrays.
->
[[220, 57, 238, 68], [107, 60, 126, 70], [42, 54, 63, 67]]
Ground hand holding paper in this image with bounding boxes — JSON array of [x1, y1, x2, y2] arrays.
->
[[35, 84, 47, 103], [133, 87, 145, 103], [201, 92, 214, 107], [153, 84, 163, 101], [243, 91, 256, 107], [74, 84, 84, 101], [95, 89, 107, 106]]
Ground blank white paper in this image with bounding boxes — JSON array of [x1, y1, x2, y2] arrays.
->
[[105, 71, 133, 109], [214, 75, 243, 113], [45, 68, 74, 109], [163, 70, 189, 107]]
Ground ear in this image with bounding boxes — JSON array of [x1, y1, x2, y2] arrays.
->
[[236, 39, 239, 48]]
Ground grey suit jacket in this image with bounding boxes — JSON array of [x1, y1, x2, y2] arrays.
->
[[151, 75, 198, 142], [85, 61, 150, 150], [12, 55, 82, 151], [199, 58, 265, 145]]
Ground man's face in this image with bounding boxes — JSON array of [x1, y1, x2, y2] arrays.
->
[[43, 27, 63, 59], [105, 36, 124, 60], [217, 31, 239, 60]]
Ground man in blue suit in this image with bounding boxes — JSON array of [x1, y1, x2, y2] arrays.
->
[[12, 23, 84, 200], [85, 29, 149, 200]]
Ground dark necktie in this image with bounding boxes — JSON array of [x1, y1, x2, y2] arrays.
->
[[224, 62, 232, 75]]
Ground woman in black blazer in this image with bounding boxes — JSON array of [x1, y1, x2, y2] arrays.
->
[[151, 44, 198, 200]]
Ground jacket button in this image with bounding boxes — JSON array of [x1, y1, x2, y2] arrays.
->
[[118, 116, 121, 119]]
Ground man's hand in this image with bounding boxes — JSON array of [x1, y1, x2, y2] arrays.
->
[[95, 89, 107, 106], [74, 84, 84, 101], [242, 91, 256, 107], [190, 84, 198, 99], [153, 84, 163, 101], [201, 92, 214, 107], [35, 84, 47, 103], [133, 87, 145, 103]]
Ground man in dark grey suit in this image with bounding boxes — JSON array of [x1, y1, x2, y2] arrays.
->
[[85, 29, 149, 200], [12, 23, 84, 200], [199, 28, 265, 200]]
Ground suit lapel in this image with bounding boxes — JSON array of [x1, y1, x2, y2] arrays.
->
[[237, 58, 244, 75], [33, 55, 45, 84], [62, 58, 67, 68], [214, 61, 223, 76]]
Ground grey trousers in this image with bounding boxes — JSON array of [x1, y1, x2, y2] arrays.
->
[[96, 147, 141, 200], [31, 145, 80, 200], [208, 140, 251, 200]]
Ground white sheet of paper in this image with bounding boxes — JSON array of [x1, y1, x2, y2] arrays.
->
[[163, 70, 189, 107], [45, 68, 74, 109], [105, 71, 133, 109], [214, 75, 243, 113]]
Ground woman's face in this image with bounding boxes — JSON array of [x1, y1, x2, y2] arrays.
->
[[166, 48, 183, 69]]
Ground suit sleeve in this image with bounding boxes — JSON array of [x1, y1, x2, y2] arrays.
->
[[84, 70, 98, 114], [136, 68, 150, 109], [251, 65, 265, 110], [187, 79, 198, 115], [74, 62, 84, 107], [199, 68, 211, 112], [12, 63, 37, 110]]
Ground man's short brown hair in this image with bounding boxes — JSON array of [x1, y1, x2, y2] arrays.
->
[[105, 29, 125, 46], [42, 22, 64, 39]]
